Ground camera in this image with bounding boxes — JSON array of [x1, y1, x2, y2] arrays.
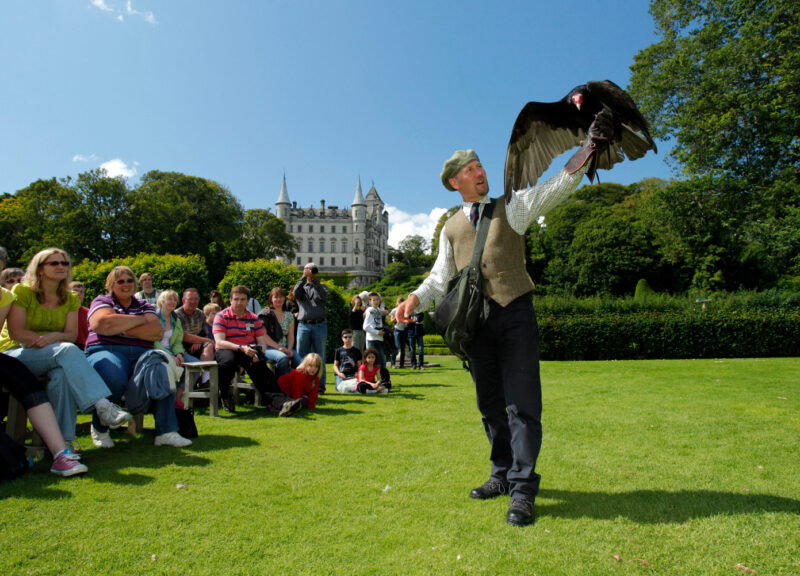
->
[[310, 266, 318, 274]]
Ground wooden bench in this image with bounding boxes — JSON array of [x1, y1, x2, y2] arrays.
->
[[182, 361, 219, 417]]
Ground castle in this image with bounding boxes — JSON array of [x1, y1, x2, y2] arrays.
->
[[275, 175, 389, 287]]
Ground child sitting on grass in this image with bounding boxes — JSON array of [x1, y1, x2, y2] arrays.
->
[[278, 353, 322, 409], [356, 347, 388, 394]]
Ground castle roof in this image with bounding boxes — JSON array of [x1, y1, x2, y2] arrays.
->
[[277, 174, 290, 205], [365, 184, 383, 204], [352, 177, 366, 206]]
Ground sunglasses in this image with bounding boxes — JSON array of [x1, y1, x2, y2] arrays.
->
[[342, 335, 353, 339], [116, 278, 135, 285], [43, 261, 70, 267]]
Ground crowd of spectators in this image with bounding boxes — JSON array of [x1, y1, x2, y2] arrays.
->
[[1, 251, 421, 483]]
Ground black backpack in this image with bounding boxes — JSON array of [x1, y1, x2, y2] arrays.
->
[[0, 428, 31, 482], [258, 309, 284, 344]]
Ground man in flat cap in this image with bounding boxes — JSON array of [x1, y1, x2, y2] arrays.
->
[[396, 147, 594, 526]]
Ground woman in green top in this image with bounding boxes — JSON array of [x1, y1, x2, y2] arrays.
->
[[0, 248, 131, 443]]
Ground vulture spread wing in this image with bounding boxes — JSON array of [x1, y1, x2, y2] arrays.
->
[[504, 80, 657, 202]]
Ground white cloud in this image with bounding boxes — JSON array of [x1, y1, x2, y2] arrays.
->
[[386, 205, 448, 250], [99, 158, 138, 179], [90, 0, 113, 12], [89, 0, 156, 25], [72, 153, 99, 163]]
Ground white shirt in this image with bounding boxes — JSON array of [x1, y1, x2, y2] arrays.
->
[[411, 167, 586, 311]]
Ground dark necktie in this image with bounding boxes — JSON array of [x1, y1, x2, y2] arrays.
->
[[470, 202, 480, 228]]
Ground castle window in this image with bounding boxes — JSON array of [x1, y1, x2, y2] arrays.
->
[[355, 240, 359, 250], [296, 257, 301, 266], [331, 225, 336, 233], [320, 225, 325, 233], [342, 258, 347, 266], [297, 225, 302, 233], [330, 240, 336, 253], [309, 225, 313, 233], [308, 239, 313, 252], [331, 257, 335, 266], [341, 239, 347, 252], [355, 257, 359, 265], [320, 257, 325, 265]]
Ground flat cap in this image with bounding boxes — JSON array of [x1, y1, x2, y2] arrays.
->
[[440, 149, 480, 191]]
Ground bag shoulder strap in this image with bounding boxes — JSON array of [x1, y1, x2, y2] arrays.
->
[[469, 198, 496, 269]]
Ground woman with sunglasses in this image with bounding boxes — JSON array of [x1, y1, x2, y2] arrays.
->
[[84, 266, 191, 448], [0, 248, 131, 448]]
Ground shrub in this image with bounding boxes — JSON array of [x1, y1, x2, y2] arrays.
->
[[73, 253, 209, 302], [217, 259, 299, 306]]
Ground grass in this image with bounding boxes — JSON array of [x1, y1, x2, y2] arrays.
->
[[2, 356, 799, 575]]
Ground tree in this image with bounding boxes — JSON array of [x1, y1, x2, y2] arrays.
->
[[430, 206, 459, 259], [229, 208, 297, 262], [0, 178, 97, 263], [130, 171, 245, 278], [396, 235, 432, 269], [629, 0, 800, 187]]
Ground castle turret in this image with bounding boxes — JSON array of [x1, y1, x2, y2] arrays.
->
[[276, 174, 291, 221]]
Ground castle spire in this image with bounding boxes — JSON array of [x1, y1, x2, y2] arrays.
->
[[352, 176, 366, 206], [277, 173, 290, 205]]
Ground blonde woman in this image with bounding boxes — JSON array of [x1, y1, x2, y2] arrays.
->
[[0, 248, 131, 446]]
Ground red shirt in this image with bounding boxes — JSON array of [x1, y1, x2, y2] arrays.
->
[[278, 369, 320, 409], [212, 307, 265, 346]]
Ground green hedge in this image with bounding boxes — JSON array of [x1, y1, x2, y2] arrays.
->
[[73, 253, 209, 303], [424, 310, 800, 360], [537, 310, 800, 360]]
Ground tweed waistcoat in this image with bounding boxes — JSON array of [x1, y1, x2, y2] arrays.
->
[[444, 200, 535, 307]]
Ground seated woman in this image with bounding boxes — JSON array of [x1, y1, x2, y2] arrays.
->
[[0, 249, 131, 449], [258, 287, 301, 377], [0, 287, 86, 477], [84, 266, 191, 448], [277, 353, 321, 411], [154, 290, 194, 408]]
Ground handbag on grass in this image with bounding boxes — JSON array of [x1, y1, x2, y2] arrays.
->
[[175, 408, 198, 439], [430, 199, 495, 361]]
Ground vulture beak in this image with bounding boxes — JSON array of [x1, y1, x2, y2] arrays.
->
[[572, 93, 583, 111]]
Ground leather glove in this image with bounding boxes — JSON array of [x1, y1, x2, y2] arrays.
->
[[565, 109, 614, 179]]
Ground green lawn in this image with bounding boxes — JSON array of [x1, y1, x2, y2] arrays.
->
[[2, 357, 799, 575]]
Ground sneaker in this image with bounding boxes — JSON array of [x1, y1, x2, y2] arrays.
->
[[376, 385, 389, 394], [221, 389, 236, 413], [279, 398, 304, 417], [50, 449, 88, 477], [154, 431, 192, 447], [91, 425, 114, 448], [95, 400, 132, 429]]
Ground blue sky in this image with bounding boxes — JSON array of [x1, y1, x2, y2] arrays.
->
[[1, 1, 671, 248]]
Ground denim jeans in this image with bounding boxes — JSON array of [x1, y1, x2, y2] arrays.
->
[[334, 376, 358, 393], [264, 347, 301, 378], [297, 321, 327, 390], [366, 339, 386, 367], [85, 344, 178, 436], [4, 342, 112, 441], [409, 335, 424, 368], [393, 329, 409, 367]]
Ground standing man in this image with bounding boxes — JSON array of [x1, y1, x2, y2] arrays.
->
[[294, 263, 328, 393], [396, 147, 594, 526]]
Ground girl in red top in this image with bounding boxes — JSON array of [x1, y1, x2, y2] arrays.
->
[[357, 347, 387, 394], [278, 353, 322, 409]]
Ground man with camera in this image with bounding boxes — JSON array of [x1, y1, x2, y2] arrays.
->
[[293, 263, 329, 393], [212, 284, 282, 412]]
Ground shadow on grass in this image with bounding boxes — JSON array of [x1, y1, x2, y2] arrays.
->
[[538, 488, 800, 523]]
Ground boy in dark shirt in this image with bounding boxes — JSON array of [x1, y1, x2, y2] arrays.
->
[[333, 329, 362, 393]]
